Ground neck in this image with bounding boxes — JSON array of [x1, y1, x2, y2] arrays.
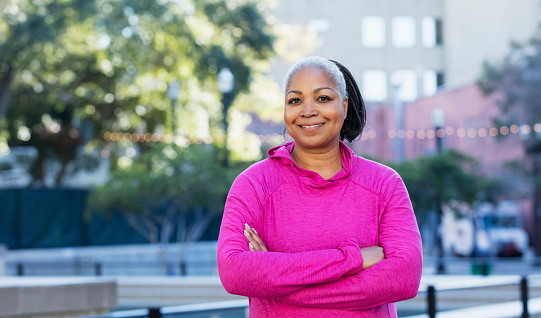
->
[[291, 142, 343, 180]]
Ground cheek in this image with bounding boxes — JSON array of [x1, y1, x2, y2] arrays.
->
[[283, 105, 295, 123]]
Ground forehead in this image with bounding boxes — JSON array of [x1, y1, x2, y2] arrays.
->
[[288, 66, 337, 88]]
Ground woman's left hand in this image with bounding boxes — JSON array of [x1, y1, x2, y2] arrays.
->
[[243, 223, 268, 252]]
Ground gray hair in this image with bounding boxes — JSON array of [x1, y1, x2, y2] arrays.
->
[[282, 56, 347, 101]]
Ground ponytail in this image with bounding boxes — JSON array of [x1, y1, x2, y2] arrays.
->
[[329, 59, 366, 142]]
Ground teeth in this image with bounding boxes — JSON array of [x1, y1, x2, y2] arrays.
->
[[301, 124, 323, 128]]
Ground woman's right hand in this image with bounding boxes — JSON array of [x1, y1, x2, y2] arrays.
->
[[360, 246, 384, 269]]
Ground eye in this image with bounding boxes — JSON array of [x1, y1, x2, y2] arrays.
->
[[317, 95, 331, 102], [288, 97, 301, 104]]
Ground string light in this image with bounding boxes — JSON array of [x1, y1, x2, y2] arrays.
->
[[478, 128, 488, 138], [101, 123, 541, 144], [510, 125, 519, 134]]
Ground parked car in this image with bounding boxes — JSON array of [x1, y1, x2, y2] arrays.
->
[[481, 201, 529, 257]]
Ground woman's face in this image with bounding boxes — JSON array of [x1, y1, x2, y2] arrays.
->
[[284, 66, 348, 151]]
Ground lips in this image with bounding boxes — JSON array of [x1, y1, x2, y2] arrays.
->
[[299, 123, 324, 128]]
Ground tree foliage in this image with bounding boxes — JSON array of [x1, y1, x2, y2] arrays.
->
[[0, 0, 275, 185], [87, 143, 247, 244], [390, 150, 499, 219], [477, 26, 541, 256], [477, 27, 541, 152]]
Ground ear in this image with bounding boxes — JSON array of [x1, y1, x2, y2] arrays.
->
[[343, 97, 348, 119]]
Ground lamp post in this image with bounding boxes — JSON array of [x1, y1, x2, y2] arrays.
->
[[431, 107, 446, 274], [167, 81, 180, 137], [218, 68, 234, 167], [392, 79, 405, 163]]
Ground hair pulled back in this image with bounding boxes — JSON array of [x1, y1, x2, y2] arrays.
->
[[283, 56, 366, 142], [330, 60, 366, 142]]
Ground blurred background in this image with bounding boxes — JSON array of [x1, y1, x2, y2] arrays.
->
[[1, 0, 541, 317]]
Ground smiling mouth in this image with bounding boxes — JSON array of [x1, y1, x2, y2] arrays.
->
[[299, 123, 324, 128]]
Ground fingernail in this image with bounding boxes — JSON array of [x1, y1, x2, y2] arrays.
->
[[244, 223, 250, 229], [252, 228, 258, 234], [244, 230, 250, 237], [249, 243, 254, 249]]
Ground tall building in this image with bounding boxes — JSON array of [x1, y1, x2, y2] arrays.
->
[[268, 0, 541, 103]]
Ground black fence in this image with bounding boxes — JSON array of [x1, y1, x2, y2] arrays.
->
[[0, 188, 221, 249], [423, 274, 541, 318], [8, 260, 218, 276], [64, 274, 541, 318]]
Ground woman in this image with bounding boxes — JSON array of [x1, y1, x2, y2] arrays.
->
[[217, 56, 422, 317]]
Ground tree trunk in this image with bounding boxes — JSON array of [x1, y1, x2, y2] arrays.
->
[[0, 65, 13, 121], [54, 158, 70, 187], [31, 151, 46, 186]]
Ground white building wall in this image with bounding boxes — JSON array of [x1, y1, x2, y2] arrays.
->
[[267, 0, 541, 101], [443, 0, 541, 87]]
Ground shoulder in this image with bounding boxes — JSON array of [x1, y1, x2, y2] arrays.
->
[[230, 157, 284, 196], [349, 155, 402, 198]]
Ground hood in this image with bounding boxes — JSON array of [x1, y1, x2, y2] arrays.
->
[[267, 140, 354, 188]]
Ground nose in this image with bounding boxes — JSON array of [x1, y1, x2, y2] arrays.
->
[[300, 100, 317, 118]]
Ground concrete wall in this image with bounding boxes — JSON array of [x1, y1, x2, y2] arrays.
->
[[443, 0, 541, 87], [116, 276, 244, 308], [0, 277, 116, 318]]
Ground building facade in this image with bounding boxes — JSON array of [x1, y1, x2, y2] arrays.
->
[[268, 0, 541, 103]]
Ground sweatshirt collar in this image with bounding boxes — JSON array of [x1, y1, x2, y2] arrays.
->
[[267, 140, 353, 187]]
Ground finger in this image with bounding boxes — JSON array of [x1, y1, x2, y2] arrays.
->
[[244, 229, 263, 251], [250, 229, 268, 252], [244, 224, 267, 252]]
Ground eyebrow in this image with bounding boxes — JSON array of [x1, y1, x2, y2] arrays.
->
[[286, 87, 337, 96]]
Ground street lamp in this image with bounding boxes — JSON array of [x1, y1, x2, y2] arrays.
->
[[392, 78, 405, 163], [218, 68, 234, 167], [431, 108, 445, 152], [167, 81, 180, 137], [431, 107, 446, 274]]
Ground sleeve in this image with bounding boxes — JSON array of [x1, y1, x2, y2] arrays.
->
[[279, 175, 423, 310], [217, 170, 365, 299]]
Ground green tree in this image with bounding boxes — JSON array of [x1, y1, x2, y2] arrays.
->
[[0, 0, 274, 186], [477, 26, 541, 259], [390, 150, 499, 271], [392, 150, 494, 217], [87, 143, 247, 272]]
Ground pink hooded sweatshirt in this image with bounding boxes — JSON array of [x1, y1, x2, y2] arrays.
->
[[217, 141, 422, 317]]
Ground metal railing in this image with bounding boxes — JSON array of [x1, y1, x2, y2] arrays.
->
[[419, 274, 541, 318], [9, 259, 541, 318], [74, 300, 249, 318], [8, 260, 216, 276], [68, 274, 541, 318]]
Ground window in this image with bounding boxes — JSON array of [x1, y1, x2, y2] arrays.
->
[[422, 17, 443, 47], [423, 70, 445, 96], [361, 16, 386, 48], [437, 72, 445, 87], [423, 70, 437, 96], [392, 16, 415, 47], [362, 70, 387, 101], [392, 70, 417, 101]]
